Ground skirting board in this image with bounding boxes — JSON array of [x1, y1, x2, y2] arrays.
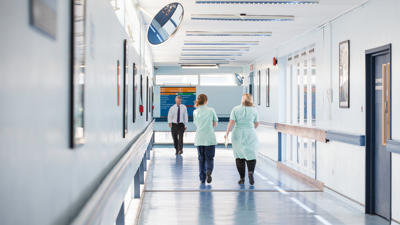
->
[[276, 162, 324, 190]]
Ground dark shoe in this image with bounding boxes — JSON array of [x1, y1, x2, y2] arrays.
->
[[238, 178, 245, 185], [178, 150, 183, 155], [249, 172, 254, 185], [206, 171, 212, 183]]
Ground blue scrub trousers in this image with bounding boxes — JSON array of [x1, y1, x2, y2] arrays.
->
[[197, 145, 216, 182]]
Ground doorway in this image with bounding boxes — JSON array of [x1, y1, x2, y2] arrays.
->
[[365, 44, 392, 221]]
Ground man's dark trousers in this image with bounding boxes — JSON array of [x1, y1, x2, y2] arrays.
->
[[171, 123, 185, 154]]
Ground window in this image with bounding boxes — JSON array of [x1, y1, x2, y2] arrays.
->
[[199, 74, 236, 86], [283, 47, 317, 178], [155, 74, 238, 86], [155, 75, 198, 85]]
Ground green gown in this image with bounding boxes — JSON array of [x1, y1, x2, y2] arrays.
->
[[230, 105, 259, 160], [193, 105, 218, 146]]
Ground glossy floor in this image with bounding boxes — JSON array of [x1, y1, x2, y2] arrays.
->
[[137, 148, 390, 225]]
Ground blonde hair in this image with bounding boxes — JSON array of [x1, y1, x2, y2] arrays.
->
[[241, 94, 253, 106], [195, 94, 208, 107]]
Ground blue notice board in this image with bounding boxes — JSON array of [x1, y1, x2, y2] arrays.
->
[[160, 87, 196, 118]]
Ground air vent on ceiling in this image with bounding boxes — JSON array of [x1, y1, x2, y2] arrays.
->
[[195, 0, 318, 4], [191, 14, 294, 21], [186, 31, 272, 36], [182, 47, 250, 52], [184, 41, 259, 46]]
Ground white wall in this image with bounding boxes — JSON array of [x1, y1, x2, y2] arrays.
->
[[197, 86, 243, 117], [252, 62, 285, 123], [0, 1, 153, 225], [250, 0, 400, 220]]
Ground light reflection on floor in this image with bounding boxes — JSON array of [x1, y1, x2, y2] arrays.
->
[[137, 148, 390, 225]]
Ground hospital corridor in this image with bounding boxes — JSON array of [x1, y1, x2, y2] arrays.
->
[[1, 0, 400, 225]]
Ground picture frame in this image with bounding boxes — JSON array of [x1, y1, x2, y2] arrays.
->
[[117, 60, 120, 106], [339, 40, 350, 108], [70, 0, 86, 148], [140, 74, 143, 116], [132, 63, 137, 123], [266, 68, 270, 107], [146, 76, 149, 121], [258, 70, 261, 105], [122, 39, 128, 138]]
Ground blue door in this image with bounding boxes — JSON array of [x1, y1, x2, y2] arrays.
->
[[374, 53, 391, 220]]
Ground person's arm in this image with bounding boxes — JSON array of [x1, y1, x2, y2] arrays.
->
[[212, 108, 218, 128], [225, 120, 235, 137], [183, 105, 189, 129], [254, 109, 259, 129], [167, 106, 174, 128], [225, 108, 236, 138]]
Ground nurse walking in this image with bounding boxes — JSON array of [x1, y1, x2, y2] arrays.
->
[[193, 94, 218, 184], [225, 94, 259, 185]]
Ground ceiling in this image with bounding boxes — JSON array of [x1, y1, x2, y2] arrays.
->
[[137, 0, 367, 66]]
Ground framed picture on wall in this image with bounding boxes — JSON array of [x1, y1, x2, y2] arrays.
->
[[146, 76, 149, 121], [122, 39, 128, 138], [339, 40, 350, 108], [140, 74, 143, 116], [70, 0, 86, 148], [258, 70, 261, 105], [151, 86, 154, 117], [117, 60, 120, 106], [132, 63, 136, 123], [266, 68, 270, 107]]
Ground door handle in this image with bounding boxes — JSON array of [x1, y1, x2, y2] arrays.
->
[[382, 64, 387, 145], [387, 63, 391, 142], [381, 63, 391, 146]]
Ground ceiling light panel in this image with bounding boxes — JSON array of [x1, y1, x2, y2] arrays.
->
[[186, 31, 272, 37], [191, 14, 294, 22], [179, 61, 231, 65], [195, 0, 319, 4], [181, 53, 243, 56], [184, 41, 259, 46], [181, 64, 219, 69], [180, 58, 237, 61], [182, 47, 250, 52]]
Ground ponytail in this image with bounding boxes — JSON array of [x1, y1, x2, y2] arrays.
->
[[241, 94, 253, 106], [195, 94, 208, 107]]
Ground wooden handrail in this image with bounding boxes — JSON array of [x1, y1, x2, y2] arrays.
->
[[275, 123, 327, 143]]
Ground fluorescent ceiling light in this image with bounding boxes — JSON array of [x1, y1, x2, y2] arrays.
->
[[181, 53, 243, 56], [180, 58, 236, 61], [184, 41, 259, 46], [191, 14, 294, 21], [179, 60, 230, 64], [186, 31, 272, 37], [195, 0, 319, 4], [181, 64, 219, 69], [182, 47, 250, 52]]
